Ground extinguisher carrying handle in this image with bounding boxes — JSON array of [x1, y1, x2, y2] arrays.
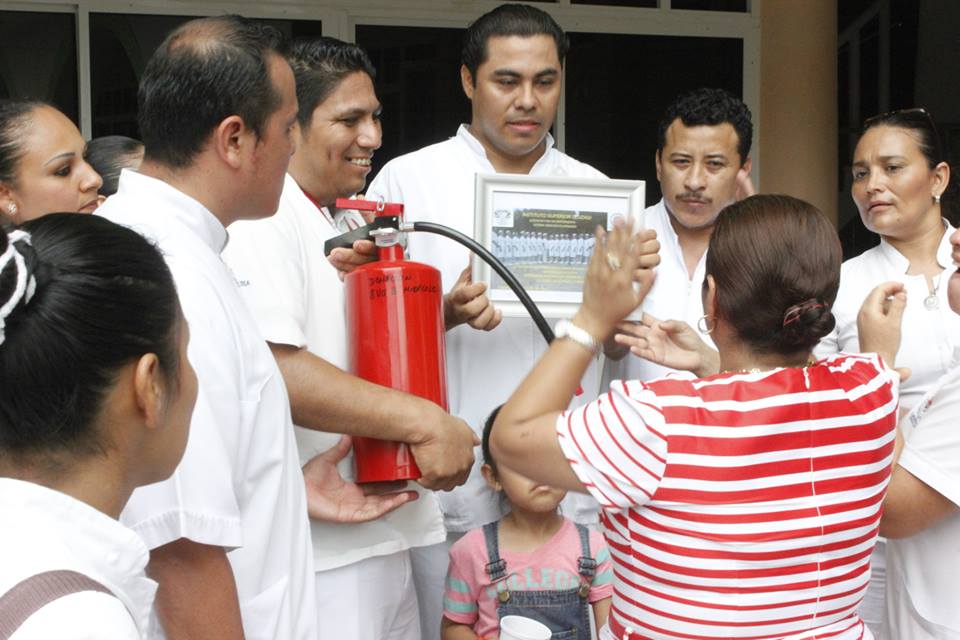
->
[[323, 214, 403, 256], [410, 221, 555, 346]]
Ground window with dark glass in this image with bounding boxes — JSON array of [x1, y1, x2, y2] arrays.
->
[[670, 0, 748, 12], [356, 25, 470, 179], [0, 11, 79, 123], [89, 13, 322, 138], [836, 0, 924, 259], [565, 32, 743, 206], [571, 1, 657, 8]]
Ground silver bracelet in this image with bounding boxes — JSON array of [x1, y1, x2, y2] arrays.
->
[[554, 319, 601, 355]]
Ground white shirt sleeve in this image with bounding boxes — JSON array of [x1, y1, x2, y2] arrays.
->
[[366, 162, 401, 203], [555, 379, 668, 513], [898, 369, 960, 507], [224, 216, 308, 349]]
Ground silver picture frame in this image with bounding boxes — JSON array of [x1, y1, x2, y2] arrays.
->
[[473, 173, 645, 319]]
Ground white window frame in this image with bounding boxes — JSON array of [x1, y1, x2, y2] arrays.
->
[[3, 0, 760, 175]]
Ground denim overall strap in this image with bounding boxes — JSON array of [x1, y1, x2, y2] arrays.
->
[[482, 521, 507, 583], [483, 520, 515, 607], [575, 523, 597, 599]]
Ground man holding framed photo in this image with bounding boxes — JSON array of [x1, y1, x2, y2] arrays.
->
[[330, 4, 619, 639]]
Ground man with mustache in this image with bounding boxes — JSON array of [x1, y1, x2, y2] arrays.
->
[[330, 5, 608, 638], [609, 87, 755, 382]]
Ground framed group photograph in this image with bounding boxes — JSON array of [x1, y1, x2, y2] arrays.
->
[[473, 173, 645, 319]]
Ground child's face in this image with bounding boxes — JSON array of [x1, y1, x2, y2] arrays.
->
[[482, 463, 567, 513]]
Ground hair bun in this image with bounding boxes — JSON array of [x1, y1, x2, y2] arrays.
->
[[782, 299, 826, 327], [781, 298, 835, 347], [0, 230, 37, 345]]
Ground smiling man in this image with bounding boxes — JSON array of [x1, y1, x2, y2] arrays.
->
[[610, 88, 755, 382], [357, 5, 607, 639], [221, 37, 478, 640]]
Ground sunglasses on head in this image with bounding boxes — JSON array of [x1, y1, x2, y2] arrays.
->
[[863, 107, 937, 132]]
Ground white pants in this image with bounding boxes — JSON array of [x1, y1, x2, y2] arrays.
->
[[859, 539, 887, 640], [315, 549, 420, 640], [410, 532, 464, 640]]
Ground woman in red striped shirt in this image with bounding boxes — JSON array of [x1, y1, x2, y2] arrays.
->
[[491, 194, 904, 640]]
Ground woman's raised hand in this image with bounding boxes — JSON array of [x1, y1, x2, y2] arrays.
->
[[614, 314, 719, 377], [574, 221, 659, 342], [857, 281, 908, 374]]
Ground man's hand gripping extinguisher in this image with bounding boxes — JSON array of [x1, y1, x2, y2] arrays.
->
[[324, 198, 557, 484]]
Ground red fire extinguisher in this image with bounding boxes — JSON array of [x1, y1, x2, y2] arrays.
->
[[338, 198, 447, 483]]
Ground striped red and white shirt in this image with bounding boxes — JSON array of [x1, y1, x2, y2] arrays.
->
[[556, 353, 899, 640]]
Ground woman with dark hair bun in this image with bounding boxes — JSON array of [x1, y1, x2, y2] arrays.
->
[[0, 100, 102, 224], [814, 108, 960, 638], [489, 195, 903, 640], [0, 213, 197, 638], [818, 108, 960, 409]]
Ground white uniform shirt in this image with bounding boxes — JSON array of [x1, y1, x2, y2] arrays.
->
[[100, 171, 316, 640], [815, 222, 960, 411], [0, 479, 157, 639], [615, 199, 713, 384], [885, 349, 960, 639], [221, 174, 446, 572], [366, 125, 605, 531]]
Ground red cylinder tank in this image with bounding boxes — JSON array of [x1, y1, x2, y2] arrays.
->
[[345, 241, 448, 483]]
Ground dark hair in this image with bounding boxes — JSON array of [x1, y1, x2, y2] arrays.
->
[[84, 135, 144, 197], [461, 3, 569, 82], [862, 108, 959, 224], [138, 15, 289, 168], [0, 99, 47, 186], [288, 37, 376, 128], [481, 405, 503, 474], [657, 88, 753, 165], [706, 195, 841, 356], [0, 214, 180, 460]]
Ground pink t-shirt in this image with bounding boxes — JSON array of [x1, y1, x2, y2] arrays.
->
[[443, 517, 613, 639]]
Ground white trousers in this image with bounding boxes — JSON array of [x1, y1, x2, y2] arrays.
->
[[315, 549, 420, 640], [859, 539, 887, 640], [410, 532, 464, 640]]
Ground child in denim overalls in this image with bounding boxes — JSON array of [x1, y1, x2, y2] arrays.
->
[[441, 408, 613, 639]]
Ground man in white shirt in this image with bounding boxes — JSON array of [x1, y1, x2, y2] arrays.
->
[[99, 18, 414, 639], [330, 5, 610, 638], [609, 88, 755, 382], [221, 37, 478, 640]]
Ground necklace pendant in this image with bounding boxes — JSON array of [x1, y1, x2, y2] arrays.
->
[[924, 293, 940, 310]]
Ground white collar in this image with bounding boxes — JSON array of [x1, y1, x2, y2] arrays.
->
[[0, 478, 157, 635], [651, 199, 681, 252], [454, 124, 556, 173], [650, 198, 708, 275], [876, 219, 956, 274], [116, 169, 229, 253]]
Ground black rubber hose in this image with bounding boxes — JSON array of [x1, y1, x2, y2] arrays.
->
[[411, 221, 555, 344]]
